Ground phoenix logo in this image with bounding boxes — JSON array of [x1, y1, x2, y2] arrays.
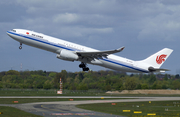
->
[[156, 54, 167, 64]]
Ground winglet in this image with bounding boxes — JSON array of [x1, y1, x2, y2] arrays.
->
[[117, 46, 125, 52]]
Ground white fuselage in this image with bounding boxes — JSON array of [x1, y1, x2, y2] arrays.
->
[[7, 29, 149, 73]]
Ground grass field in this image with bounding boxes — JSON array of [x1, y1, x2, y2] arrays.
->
[[0, 106, 42, 117], [0, 98, 125, 104], [0, 89, 104, 96], [77, 101, 180, 117], [1, 89, 180, 97], [1, 89, 180, 117], [0, 98, 125, 117]]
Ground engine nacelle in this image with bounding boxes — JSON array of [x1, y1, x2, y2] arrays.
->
[[57, 49, 79, 61]]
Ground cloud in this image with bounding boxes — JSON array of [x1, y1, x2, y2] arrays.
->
[[53, 13, 79, 23], [3, 0, 180, 42], [55, 26, 113, 38], [137, 6, 180, 41], [0, 1, 26, 22]]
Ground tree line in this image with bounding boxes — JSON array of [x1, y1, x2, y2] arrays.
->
[[0, 70, 180, 90]]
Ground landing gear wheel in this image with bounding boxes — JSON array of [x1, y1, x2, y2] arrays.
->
[[19, 46, 22, 49], [79, 63, 85, 68], [79, 62, 89, 71], [83, 67, 89, 71], [19, 43, 22, 50]]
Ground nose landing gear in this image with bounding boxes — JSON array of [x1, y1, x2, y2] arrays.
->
[[19, 43, 22, 50], [79, 62, 89, 71]]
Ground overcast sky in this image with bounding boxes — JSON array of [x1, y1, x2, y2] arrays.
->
[[1, 0, 180, 74]]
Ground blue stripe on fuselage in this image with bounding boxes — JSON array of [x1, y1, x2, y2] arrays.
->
[[102, 58, 148, 73], [7, 31, 149, 73], [7, 31, 73, 51]]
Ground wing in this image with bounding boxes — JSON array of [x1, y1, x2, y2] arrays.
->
[[76, 46, 125, 59]]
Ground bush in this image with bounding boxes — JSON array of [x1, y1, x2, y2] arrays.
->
[[141, 84, 148, 89], [43, 84, 51, 90], [77, 84, 88, 90], [124, 78, 136, 90], [136, 84, 141, 89]]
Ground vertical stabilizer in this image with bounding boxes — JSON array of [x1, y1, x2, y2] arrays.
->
[[140, 48, 173, 69]]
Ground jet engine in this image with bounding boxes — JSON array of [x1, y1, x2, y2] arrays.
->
[[57, 49, 79, 61]]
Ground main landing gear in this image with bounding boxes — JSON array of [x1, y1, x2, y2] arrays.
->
[[79, 62, 89, 71], [19, 43, 22, 50]]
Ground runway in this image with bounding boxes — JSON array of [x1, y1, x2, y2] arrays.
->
[[0, 96, 158, 98], [1, 96, 180, 117]]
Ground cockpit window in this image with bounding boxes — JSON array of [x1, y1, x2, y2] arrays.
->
[[12, 30, 16, 32]]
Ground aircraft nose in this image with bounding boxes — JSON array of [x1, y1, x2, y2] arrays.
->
[[6, 31, 11, 36], [6, 30, 14, 38]]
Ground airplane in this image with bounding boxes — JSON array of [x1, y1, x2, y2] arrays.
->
[[7, 29, 173, 73]]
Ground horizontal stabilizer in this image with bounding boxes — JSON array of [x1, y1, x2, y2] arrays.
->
[[148, 67, 170, 73]]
